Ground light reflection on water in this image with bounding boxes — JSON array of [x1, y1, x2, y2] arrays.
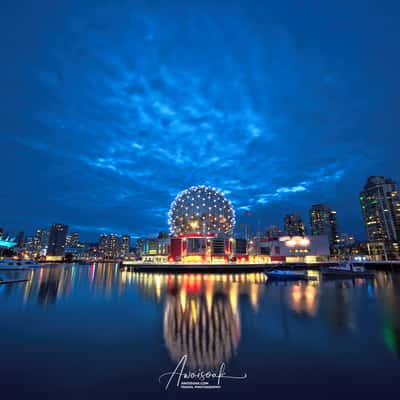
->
[[131, 272, 266, 369], [1, 263, 400, 392]]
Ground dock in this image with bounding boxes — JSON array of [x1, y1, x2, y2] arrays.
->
[[120, 260, 400, 273], [0, 267, 30, 271], [0, 278, 29, 285], [120, 263, 268, 273]]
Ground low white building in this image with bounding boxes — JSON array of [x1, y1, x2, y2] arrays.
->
[[279, 235, 330, 262], [257, 235, 330, 263]]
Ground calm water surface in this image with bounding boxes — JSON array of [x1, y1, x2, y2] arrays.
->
[[1, 264, 400, 397]]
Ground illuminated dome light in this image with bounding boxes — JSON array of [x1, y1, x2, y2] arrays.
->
[[299, 238, 310, 246], [282, 236, 311, 248], [169, 186, 235, 236]]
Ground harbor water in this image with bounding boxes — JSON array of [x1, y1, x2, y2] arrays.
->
[[0, 263, 400, 396]]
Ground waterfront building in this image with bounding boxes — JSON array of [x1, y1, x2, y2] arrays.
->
[[16, 231, 25, 248], [309, 204, 339, 248], [33, 228, 49, 256], [259, 235, 330, 263], [345, 240, 370, 261], [360, 176, 400, 259], [247, 237, 273, 263], [98, 234, 107, 258], [88, 243, 99, 259], [284, 214, 306, 236], [65, 242, 96, 261], [138, 237, 170, 263], [98, 233, 121, 259], [71, 232, 80, 247], [335, 233, 356, 258], [265, 225, 281, 239], [65, 234, 72, 247], [121, 234, 131, 257], [339, 233, 355, 246], [25, 236, 34, 253], [134, 239, 144, 258], [47, 223, 68, 258], [280, 235, 330, 262], [106, 234, 120, 259]]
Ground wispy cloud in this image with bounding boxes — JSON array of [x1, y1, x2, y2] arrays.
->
[[252, 165, 346, 206], [3, 2, 376, 239]]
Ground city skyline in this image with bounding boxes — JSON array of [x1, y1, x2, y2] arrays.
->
[[1, 1, 400, 241], [0, 175, 399, 244], [2, 175, 398, 247]]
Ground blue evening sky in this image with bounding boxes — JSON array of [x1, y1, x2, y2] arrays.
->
[[1, 0, 399, 241]]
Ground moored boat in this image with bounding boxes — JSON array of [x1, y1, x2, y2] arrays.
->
[[266, 269, 317, 281], [0, 258, 40, 270], [321, 261, 374, 278]]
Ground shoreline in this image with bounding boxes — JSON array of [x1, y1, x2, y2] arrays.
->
[[120, 260, 400, 273]]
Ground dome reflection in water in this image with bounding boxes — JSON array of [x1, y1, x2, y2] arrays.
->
[[129, 272, 266, 369]]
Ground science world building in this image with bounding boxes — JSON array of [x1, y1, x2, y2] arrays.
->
[[167, 186, 248, 263]]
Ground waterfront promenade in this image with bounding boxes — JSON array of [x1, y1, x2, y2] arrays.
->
[[121, 260, 400, 273]]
